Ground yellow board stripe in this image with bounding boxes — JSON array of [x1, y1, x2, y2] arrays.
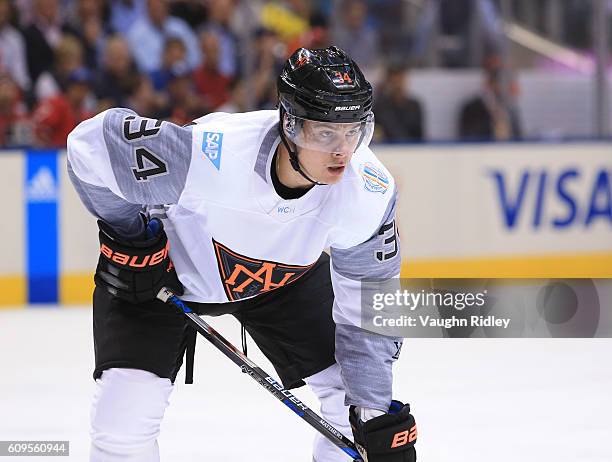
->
[[0, 274, 95, 307], [60, 273, 95, 305], [1, 253, 610, 307], [401, 253, 612, 278], [0, 276, 26, 308]]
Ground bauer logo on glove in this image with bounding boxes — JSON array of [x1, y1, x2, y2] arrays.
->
[[95, 217, 184, 304], [99, 241, 169, 269], [349, 400, 417, 462]]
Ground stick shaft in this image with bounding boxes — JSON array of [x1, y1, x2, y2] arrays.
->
[[157, 288, 361, 461]]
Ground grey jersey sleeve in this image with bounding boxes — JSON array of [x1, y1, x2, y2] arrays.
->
[[67, 108, 193, 235], [330, 189, 403, 411]]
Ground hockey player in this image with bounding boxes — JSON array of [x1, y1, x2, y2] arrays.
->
[[67, 46, 417, 462]]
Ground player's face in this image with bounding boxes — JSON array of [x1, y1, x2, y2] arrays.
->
[[296, 121, 361, 184]]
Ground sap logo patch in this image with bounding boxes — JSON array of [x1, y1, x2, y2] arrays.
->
[[201, 131, 223, 170], [360, 162, 389, 194]]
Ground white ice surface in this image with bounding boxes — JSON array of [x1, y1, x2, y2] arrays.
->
[[1, 306, 611, 461]]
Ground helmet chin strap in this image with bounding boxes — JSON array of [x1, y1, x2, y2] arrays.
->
[[278, 123, 327, 186]]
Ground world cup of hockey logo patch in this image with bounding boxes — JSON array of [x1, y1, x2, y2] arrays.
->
[[360, 162, 389, 194], [212, 239, 315, 301]]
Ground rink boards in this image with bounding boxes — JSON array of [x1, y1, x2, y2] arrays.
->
[[0, 142, 610, 306]]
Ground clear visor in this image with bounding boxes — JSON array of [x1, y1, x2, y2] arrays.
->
[[282, 112, 374, 154]]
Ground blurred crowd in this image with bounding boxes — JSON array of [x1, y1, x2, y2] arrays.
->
[[0, 0, 523, 147]]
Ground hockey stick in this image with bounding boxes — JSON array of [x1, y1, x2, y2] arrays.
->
[[156, 287, 362, 461]]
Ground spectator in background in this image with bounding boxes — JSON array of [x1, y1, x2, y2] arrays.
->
[[284, 8, 331, 53], [32, 67, 93, 147], [204, 0, 238, 78], [94, 34, 140, 110], [108, 0, 146, 36], [215, 78, 247, 113], [153, 63, 203, 125], [0, 73, 30, 146], [374, 63, 424, 142], [251, 27, 283, 110], [0, 0, 31, 92], [149, 36, 187, 91], [62, 0, 111, 71], [458, 64, 521, 141], [260, 0, 310, 49], [34, 34, 84, 101], [126, 0, 200, 73], [332, 0, 380, 72], [168, 0, 207, 29], [126, 74, 162, 117], [412, 0, 504, 68], [22, 0, 63, 88], [366, 0, 410, 63], [14, 0, 34, 27], [562, 0, 592, 49], [193, 27, 232, 112], [304, 10, 332, 49], [285, 9, 332, 53]]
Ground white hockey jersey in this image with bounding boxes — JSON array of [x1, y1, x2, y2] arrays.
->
[[67, 108, 402, 410]]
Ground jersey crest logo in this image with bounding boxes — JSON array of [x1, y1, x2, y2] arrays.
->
[[360, 162, 389, 194], [212, 239, 315, 301], [202, 131, 223, 170]]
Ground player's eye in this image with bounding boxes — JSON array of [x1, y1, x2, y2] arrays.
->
[[314, 130, 335, 141], [346, 127, 361, 138]]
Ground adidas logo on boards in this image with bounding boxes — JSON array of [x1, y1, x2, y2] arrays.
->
[[27, 166, 58, 202]]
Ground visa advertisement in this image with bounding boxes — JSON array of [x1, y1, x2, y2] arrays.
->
[[378, 142, 612, 278]]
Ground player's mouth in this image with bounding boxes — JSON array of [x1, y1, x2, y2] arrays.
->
[[327, 165, 346, 175]]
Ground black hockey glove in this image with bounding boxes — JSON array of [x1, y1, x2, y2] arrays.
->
[[95, 218, 184, 304], [349, 401, 417, 462]]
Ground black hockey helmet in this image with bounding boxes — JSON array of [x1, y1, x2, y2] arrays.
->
[[276, 46, 374, 185], [277, 46, 373, 123]]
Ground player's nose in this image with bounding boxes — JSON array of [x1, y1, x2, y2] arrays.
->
[[331, 140, 352, 157]]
